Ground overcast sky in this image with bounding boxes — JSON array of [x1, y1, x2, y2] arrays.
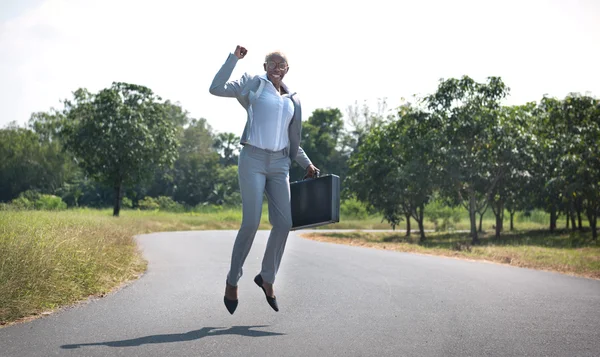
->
[[1, 0, 599, 135]]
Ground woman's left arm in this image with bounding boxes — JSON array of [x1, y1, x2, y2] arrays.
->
[[295, 147, 319, 178]]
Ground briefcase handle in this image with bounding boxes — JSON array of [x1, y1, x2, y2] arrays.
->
[[303, 168, 321, 180]]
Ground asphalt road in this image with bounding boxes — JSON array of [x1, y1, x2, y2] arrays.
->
[[1, 230, 599, 357]]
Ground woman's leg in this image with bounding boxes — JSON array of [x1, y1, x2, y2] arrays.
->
[[226, 147, 266, 286], [260, 155, 293, 285]]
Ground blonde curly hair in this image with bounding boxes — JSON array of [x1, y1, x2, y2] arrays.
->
[[264, 51, 289, 65]]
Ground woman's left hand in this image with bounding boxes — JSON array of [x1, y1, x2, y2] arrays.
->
[[305, 164, 320, 179]]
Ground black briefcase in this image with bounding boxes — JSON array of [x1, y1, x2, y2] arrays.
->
[[290, 173, 340, 230]]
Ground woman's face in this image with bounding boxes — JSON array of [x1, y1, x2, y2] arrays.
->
[[264, 54, 288, 85]]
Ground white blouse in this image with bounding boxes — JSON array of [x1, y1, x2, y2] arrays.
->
[[247, 74, 295, 152]]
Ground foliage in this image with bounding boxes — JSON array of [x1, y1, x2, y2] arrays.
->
[[291, 108, 347, 181], [212, 132, 240, 167], [0, 124, 74, 202], [60, 83, 179, 217], [122, 197, 133, 208], [138, 197, 160, 210], [8, 191, 67, 210], [346, 102, 440, 240], [340, 198, 369, 219], [425, 200, 462, 232], [425, 76, 510, 244]]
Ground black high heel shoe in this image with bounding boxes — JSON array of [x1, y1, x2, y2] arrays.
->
[[254, 274, 279, 312], [223, 283, 238, 315], [223, 296, 238, 315]]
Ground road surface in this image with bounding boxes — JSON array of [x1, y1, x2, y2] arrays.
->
[[1, 230, 599, 356]]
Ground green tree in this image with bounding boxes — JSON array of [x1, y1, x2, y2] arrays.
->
[[531, 97, 568, 232], [561, 94, 600, 239], [170, 119, 221, 206], [425, 76, 510, 244], [488, 103, 537, 237], [292, 108, 346, 181], [347, 104, 440, 241], [212, 132, 240, 167], [0, 123, 73, 202], [61, 82, 179, 216]]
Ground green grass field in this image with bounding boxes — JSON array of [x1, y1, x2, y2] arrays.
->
[[0, 206, 596, 326]]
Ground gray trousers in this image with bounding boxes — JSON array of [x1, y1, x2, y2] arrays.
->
[[226, 144, 293, 286]]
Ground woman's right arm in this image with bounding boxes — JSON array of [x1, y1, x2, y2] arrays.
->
[[209, 46, 247, 97]]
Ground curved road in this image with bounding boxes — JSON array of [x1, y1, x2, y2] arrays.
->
[[1, 230, 599, 357]]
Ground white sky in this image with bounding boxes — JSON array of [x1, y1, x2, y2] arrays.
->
[[1, 0, 599, 135]]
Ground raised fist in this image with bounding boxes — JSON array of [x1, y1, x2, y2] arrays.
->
[[234, 45, 247, 59]]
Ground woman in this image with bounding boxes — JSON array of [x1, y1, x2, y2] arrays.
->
[[209, 45, 319, 314]]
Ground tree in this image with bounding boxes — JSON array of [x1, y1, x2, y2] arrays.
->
[[61, 82, 179, 216], [168, 119, 221, 207], [561, 94, 600, 239], [212, 132, 240, 167], [347, 104, 440, 241], [292, 108, 346, 181], [531, 97, 569, 232], [0, 123, 74, 202], [488, 103, 537, 237], [425, 76, 510, 244]]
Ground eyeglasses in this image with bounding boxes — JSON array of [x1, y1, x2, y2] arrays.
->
[[265, 61, 288, 70]]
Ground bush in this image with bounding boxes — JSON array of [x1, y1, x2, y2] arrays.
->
[[122, 197, 133, 209], [10, 196, 35, 210], [138, 197, 159, 210], [426, 200, 461, 232], [8, 191, 67, 211], [137, 196, 184, 212], [35, 194, 67, 210], [156, 196, 185, 212], [341, 198, 369, 219]]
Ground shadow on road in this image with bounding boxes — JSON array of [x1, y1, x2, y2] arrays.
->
[[60, 325, 284, 349]]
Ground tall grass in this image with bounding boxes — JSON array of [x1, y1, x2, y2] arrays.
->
[[0, 211, 145, 324]]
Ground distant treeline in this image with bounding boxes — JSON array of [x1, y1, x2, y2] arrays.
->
[[1, 77, 598, 243]]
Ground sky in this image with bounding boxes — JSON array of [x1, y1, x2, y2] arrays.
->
[[1, 0, 599, 135]]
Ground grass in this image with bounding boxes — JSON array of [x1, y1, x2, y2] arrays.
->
[[301, 229, 600, 279], [0, 205, 593, 326], [0, 210, 145, 325]]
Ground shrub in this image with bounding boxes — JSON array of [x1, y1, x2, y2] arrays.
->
[[35, 194, 67, 210], [138, 197, 159, 210], [8, 191, 67, 211], [10, 196, 34, 210], [341, 198, 369, 219], [156, 196, 185, 212], [426, 201, 461, 231], [122, 197, 133, 209]]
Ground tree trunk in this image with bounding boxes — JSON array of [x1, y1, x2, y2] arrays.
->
[[478, 211, 484, 233], [568, 200, 575, 231], [510, 210, 515, 231], [469, 190, 479, 244], [113, 181, 123, 217], [587, 201, 598, 240], [549, 206, 557, 233], [418, 205, 426, 243], [566, 214, 570, 229], [577, 200, 583, 232], [495, 200, 504, 238], [405, 213, 411, 237]]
